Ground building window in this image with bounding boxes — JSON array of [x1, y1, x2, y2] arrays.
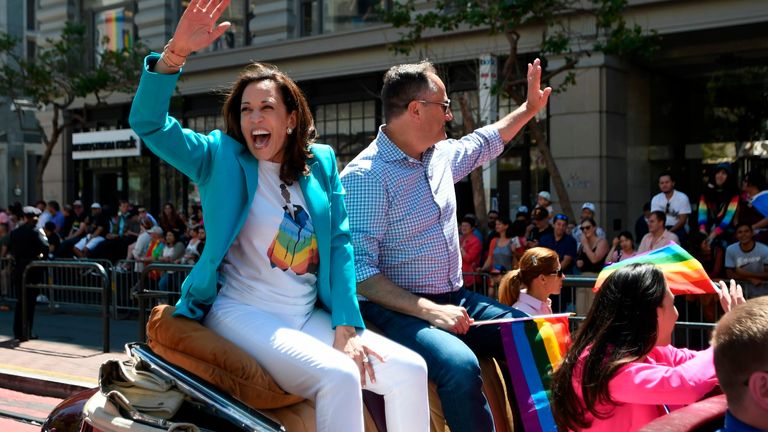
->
[[26, 40, 36, 61], [183, 0, 245, 52], [26, 0, 36, 31], [314, 100, 378, 165], [301, 0, 388, 37]]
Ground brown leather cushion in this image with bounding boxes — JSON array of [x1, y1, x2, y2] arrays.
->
[[146, 304, 303, 409]]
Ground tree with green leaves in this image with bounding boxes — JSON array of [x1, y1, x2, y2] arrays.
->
[[0, 22, 146, 199], [383, 0, 657, 223]]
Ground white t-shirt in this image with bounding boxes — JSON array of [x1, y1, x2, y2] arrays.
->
[[651, 190, 691, 229], [219, 160, 320, 325], [725, 242, 768, 273]]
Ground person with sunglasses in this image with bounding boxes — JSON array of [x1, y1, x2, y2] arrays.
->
[[340, 59, 551, 432], [497, 247, 563, 315]]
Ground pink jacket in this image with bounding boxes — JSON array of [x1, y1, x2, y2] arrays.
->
[[573, 345, 718, 432]]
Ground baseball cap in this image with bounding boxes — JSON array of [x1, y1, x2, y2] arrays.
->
[[538, 191, 551, 201], [532, 207, 549, 221], [517, 205, 529, 214], [22, 206, 42, 216], [73, 200, 83, 207], [91, 202, 102, 209], [582, 202, 596, 212]]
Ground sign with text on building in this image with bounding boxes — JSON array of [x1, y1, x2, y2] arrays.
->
[[72, 129, 141, 160], [479, 54, 498, 125]]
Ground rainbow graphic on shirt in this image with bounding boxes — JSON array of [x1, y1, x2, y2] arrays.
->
[[267, 205, 319, 275]]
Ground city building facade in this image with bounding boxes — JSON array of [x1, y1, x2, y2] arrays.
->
[[8, 0, 768, 236]]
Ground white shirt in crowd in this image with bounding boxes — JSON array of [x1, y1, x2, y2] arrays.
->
[[651, 190, 691, 230]]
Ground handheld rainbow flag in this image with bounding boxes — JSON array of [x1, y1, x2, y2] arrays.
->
[[593, 242, 715, 295], [498, 313, 572, 432]]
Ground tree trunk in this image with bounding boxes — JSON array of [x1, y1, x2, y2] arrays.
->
[[528, 121, 575, 221], [35, 104, 62, 200], [457, 94, 489, 231]]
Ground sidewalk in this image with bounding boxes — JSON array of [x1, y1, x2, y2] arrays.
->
[[0, 302, 136, 400]]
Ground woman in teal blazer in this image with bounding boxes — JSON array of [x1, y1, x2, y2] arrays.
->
[[128, 1, 428, 430]]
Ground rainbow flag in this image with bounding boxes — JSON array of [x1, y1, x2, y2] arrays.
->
[[593, 242, 715, 295], [499, 313, 571, 432]]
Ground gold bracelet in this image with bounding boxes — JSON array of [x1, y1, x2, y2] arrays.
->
[[160, 52, 185, 69], [161, 40, 187, 69]]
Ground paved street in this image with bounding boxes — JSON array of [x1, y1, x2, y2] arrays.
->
[[0, 301, 136, 426]]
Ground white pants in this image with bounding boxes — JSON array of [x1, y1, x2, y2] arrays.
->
[[204, 295, 429, 432]]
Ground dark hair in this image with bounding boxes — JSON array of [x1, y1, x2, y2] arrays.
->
[[47, 200, 60, 212], [658, 171, 675, 182], [580, 217, 596, 229], [488, 209, 499, 217], [734, 222, 753, 232], [44, 221, 57, 231], [381, 62, 438, 122], [532, 206, 549, 221], [498, 247, 560, 306], [551, 263, 667, 430], [650, 210, 667, 224], [742, 171, 766, 190], [688, 231, 708, 257], [510, 219, 528, 238], [222, 62, 316, 185], [643, 201, 651, 212], [618, 230, 634, 246], [495, 215, 515, 238]]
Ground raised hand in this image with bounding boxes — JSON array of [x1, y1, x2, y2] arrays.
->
[[169, 0, 232, 56], [525, 58, 552, 114], [714, 279, 746, 313]]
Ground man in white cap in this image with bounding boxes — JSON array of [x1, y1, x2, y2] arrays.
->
[[8, 206, 48, 341], [536, 190, 555, 221], [571, 202, 606, 250]]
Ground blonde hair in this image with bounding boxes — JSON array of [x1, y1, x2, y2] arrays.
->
[[498, 247, 559, 306], [713, 297, 768, 407]]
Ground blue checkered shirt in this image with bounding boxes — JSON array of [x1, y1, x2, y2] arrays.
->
[[340, 125, 505, 295]]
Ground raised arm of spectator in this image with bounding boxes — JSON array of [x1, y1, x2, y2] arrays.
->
[[583, 237, 609, 264]]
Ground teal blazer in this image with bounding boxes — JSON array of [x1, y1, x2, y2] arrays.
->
[[129, 54, 364, 329]]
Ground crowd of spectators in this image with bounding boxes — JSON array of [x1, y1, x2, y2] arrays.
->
[[0, 199, 206, 269], [461, 166, 768, 306]]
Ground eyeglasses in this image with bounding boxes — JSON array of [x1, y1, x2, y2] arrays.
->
[[415, 99, 451, 115], [548, 269, 564, 278], [580, 225, 593, 231]]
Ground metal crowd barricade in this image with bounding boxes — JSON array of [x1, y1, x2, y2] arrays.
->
[[0, 257, 13, 300], [41, 258, 114, 314], [21, 260, 111, 352], [135, 262, 193, 342], [461, 272, 493, 297], [113, 259, 142, 319]]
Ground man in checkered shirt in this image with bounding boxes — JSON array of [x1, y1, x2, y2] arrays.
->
[[341, 59, 551, 432]]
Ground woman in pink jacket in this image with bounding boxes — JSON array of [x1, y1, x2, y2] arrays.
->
[[550, 263, 744, 431]]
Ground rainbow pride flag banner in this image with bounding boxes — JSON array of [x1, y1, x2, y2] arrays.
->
[[593, 242, 716, 295], [497, 313, 572, 432]]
